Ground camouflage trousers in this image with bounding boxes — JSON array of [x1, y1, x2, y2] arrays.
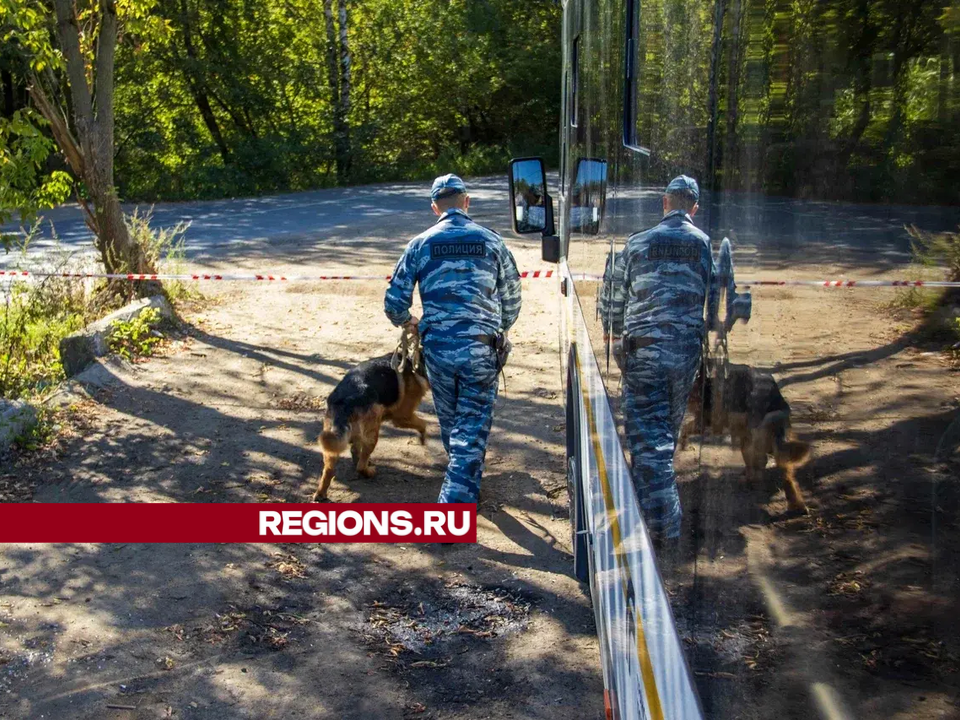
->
[[423, 337, 500, 504], [622, 337, 702, 539]]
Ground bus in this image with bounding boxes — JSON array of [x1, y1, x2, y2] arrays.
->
[[506, 0, 960, 718]]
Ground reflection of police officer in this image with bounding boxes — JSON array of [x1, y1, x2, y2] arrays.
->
[[609, 175, 719, 542], [598, 249, 622, 336], [385, 174, 522, 504]]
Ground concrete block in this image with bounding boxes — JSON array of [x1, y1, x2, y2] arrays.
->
[[59, 295, 173, 377], [0, 399, 37, 450]]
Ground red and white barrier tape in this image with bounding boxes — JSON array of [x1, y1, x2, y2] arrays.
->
[[737, 279, 960, 288], [2, 268, 958, 287], [571, 274, 960, 287], [0, 269, 556, 282]]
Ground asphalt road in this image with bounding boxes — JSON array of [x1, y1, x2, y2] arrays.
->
[[2, 175, 958, 270]]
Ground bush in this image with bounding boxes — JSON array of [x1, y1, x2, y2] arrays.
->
[[0, 211, 191, 401], [0, 238, 92, 400], [125, 209, 200, 306], [889, 226, 960, 314], [108, 306, 164, 361], [908, 225, 960, 283]]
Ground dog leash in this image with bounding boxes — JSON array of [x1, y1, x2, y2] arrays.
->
[[390, 327, 424, 375]]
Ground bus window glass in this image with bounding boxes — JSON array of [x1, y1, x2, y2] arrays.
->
[[560, 0, 960, 716], [569, 158, 607, 235], [623, 0, 654, 153], [571, 36, 580, 128]]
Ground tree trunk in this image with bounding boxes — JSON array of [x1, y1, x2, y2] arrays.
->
[[323, 0, 351, 184], [38, 0, 157, 296], [336, 0, 352, 181], [705, 0, 727, 192], [883, 4, 922, 167], [836, 0, 873, 177], [724, 0, 742, 188], [322, 0, 342, 177], [193, 89, 231, 164], [938, 34, 950, 125], [2, 69, 15, 118], [175, 0, 231, 165]]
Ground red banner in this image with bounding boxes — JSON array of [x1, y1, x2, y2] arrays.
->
[[0, 504, 477, 543]]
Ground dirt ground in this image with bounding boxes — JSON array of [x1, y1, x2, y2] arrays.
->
[[1, 225, 608, 719], [579, 261, 960, 719], [677, 280, 960, 720], [2, 197, 960, 719]]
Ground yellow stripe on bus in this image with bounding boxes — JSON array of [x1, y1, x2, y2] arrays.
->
[[574, 351, 665, 720]]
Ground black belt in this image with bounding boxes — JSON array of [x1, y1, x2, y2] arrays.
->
[[625, 336, 656, 353], [421, 330, 498, 350]]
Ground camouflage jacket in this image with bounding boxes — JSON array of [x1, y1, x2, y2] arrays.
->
[[609, 210, 719, 341], [384, 208, 522, 339]]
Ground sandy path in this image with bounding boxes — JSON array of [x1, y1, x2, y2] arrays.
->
[[1, 208, 608, 719], [3, 185, 959, 718]]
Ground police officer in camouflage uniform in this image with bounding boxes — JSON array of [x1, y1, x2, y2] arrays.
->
[[385, 174, 522, 504], [609, 175, 719, 541]]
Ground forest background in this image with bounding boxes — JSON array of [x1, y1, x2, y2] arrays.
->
[[2, 0, 958, 210]]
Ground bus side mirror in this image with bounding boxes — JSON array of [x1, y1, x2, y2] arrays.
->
[[508, 158, 548, 234], [508, 156, 560, 263]]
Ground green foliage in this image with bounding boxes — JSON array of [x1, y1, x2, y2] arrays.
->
[[889, 226, 960, 352], [0, 110, 72, 250], [909, 225, 960, 282], [0, 212, 184, 402], [888, 226, 960, 312], [0, 238, 91, 399], [952, 318, 960, 367], [108, 0, 561, 200], [108, 306, 163, 360], [125, 209, 200, 305], [887, 285, 941, 314], [4, 0, 958, 205], [0, 0, 63, 74], [13, 402, 56, 452], [0, 285, 86, 398]]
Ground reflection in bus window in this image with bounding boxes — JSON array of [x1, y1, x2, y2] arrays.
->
[[569, 157, 608, 235], [555, 0, 960, 717]]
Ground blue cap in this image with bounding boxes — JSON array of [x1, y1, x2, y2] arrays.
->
[[430, 174, 467, 200], [666, 175, 699, 202]]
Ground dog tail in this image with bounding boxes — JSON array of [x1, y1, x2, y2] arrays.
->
[[762, 410, 811, 467], [320, 429, 348, 453], [320, 407, 351, 454], [777, 439, 811, 466]]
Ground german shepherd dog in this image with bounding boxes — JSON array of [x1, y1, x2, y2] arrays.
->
[[312, 339, 430, 502], [680, 361, 811, 515]]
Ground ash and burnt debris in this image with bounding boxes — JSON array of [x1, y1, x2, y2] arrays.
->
[[164, 603, 314, 655], [363, 584, 531, 661]]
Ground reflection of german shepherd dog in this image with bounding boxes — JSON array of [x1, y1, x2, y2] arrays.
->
[[681, 362, 811, 514], [313, 349, 430, 502], [520, 187, 542, 207]]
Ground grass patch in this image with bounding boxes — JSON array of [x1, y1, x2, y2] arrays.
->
[[13, 403, 59, 453], [108, 306, 164, 361], [909, 225, 960, 284], [888, 226, 960, 312], [886, 284, 942, 314], [0, 233, 95, 400], [126, 209, 202, 308], [885, 227, 960, 354], [1, 212, 196, 404]]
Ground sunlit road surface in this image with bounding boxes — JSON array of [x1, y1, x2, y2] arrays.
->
[[2, 175, 958, 270]]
